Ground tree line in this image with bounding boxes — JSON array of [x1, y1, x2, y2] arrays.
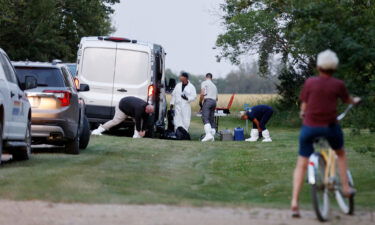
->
[[0, 0, 119, 62], [215, 0, 375, 131], [166, 61, 278, 94]]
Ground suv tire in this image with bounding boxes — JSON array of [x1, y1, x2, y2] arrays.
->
[[79, 116, 90, 149], [65, 136, 80, 155], [12, 119, 32, 161]]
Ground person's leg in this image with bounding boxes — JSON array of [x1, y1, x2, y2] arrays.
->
[[201, 100, 214, 142], [291, 126, 315, 215], [102, 105, 127, 130], [291, 156, 309, 211], [209, 100, 217, 135], [260, 110, 273, 142], [328, 124, 353, 196], [335, 149, 351, 195], [92, 105, 127, 135]]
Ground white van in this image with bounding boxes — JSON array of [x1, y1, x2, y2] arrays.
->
[[76, 36, 174, 136]]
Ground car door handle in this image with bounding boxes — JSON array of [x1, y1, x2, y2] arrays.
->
[[117, 88, 127, 92], [10, 91, 15, 98]]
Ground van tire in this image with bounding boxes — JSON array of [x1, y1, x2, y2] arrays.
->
[[65, 137, 80, 155], [79, 116, 90, 149], [12, 119, 32, 161]]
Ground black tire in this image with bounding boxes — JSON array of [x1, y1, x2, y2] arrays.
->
[[12, 119, 32, 161], [65, 137, 79, 154], [311, 153, 330, 222], [79, 116, 91, 149]]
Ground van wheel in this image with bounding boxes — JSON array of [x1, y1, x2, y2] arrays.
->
[[12, 119, 32, 161], [79, 116, 91, 149], [65, 137, 80, 155]]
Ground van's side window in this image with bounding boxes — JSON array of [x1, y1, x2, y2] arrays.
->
[[0, 54, 18, 83]]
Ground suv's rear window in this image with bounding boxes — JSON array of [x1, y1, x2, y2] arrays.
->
[[15, 67, 66, 87]]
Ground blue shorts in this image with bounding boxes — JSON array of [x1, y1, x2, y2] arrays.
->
[[299, 124, 344, 158]]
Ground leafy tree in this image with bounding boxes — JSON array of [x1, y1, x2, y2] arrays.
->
[[0, 0, 119, 61], [216, 0, 375, 102], [216, 0, 375, 129]]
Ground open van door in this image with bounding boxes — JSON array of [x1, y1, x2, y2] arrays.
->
[[111, 46, 151, 110]]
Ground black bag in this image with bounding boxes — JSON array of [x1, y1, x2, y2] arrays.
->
[[175, 127, 191, 140], [167, 109, 175, 131]]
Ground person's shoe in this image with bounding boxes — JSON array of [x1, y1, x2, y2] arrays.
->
[[245, 129, 259, 142], [133, 130, 141, 139], [262, 129, 272, 142], [202, 124, 214, 142], [291, 206, 301, 218], [91, 125, 105, 136], [342, 187, 356, 198]]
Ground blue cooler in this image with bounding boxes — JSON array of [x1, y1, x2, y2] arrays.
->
[[234, 127, 245, 141]]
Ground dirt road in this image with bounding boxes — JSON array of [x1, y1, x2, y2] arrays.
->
[[0, 200, 373, 225]]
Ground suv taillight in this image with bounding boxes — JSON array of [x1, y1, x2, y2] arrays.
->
[[43, 90, 71, 107]]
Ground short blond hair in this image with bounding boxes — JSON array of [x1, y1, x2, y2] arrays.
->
[[317, 49, 339, 70]]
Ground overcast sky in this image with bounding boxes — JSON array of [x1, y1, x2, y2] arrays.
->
[[112, 0, 238, 77]]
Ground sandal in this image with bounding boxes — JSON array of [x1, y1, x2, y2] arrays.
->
[[291, 206, 301, 218], [342, 188, 356, 198]]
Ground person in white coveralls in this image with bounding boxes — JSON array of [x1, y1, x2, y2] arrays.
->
[[170, 72, 197, 131]]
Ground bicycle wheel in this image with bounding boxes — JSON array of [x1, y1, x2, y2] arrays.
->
[[311, 153, 330, 221], [335, 170, 355, 215]]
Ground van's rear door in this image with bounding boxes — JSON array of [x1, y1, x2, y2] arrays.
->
[[80, 42, 116, 119], [112, 44, 151, 109]]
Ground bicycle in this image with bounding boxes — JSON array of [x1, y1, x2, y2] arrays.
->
[[307, 104, 356, 221]]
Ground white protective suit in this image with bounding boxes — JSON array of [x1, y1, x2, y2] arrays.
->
[[170, 82, 197, 131]]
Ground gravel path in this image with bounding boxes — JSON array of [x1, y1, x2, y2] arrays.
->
[[0, 200, 374, 225]]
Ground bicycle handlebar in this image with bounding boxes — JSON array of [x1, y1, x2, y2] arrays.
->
[[337, 104, 354, 121]]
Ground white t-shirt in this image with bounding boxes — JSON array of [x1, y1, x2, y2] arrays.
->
[[201, 79, 218, 101]]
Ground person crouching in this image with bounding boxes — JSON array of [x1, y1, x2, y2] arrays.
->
[[241, 105, 274, 142], [91, 96, 154, 138]]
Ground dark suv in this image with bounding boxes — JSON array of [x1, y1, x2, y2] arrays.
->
[[12, 61, 91, 154]]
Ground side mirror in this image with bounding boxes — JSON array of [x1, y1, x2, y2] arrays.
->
[[24, 76, 38, 90], [167, 78, 176, 92], [79, 83, 90, 92]]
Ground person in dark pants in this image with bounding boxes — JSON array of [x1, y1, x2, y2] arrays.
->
[[91, 96, 154, 138], [199, 73, 218, 142], [241, 105, 274, 142]]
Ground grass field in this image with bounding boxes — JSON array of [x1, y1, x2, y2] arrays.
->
[[0, 117, 374, 210]]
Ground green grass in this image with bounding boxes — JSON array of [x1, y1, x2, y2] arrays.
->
[[0, 117, 374, 210]]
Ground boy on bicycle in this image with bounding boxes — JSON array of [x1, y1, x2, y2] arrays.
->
[[291, 50, 360, 217]]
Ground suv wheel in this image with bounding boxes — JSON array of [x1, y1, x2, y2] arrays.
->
[[65, 137, 80, 155], [12, 119, 32, 161], [79, 116, 90, 149]]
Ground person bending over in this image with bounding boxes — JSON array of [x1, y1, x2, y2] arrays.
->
[[291, 50, 360, 218], [241, 105, 273, 142], [92, 96, 154, 138]]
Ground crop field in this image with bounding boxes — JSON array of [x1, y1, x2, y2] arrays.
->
[[167, 94, 279, 112]]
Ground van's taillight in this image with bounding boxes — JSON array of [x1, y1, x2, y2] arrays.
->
[[43, 90, 71, 107], [148, 85, 155, 97]]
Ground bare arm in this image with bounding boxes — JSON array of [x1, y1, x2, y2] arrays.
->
[[253, 119, 262, 132], [346, 97, 361, 105], [199, 89, 204, 109]]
